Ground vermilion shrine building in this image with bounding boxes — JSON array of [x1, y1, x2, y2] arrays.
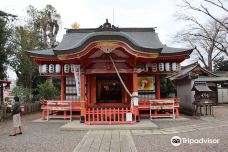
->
[[28, 20, 193, 124]]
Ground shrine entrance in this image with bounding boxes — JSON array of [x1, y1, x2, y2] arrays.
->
[[96, 75, 122, 103]]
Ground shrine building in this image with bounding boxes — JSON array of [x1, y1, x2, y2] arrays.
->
[[28, 20, 193, 124]]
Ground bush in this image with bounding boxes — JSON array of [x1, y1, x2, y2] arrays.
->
[[36, 81, 59, 100]]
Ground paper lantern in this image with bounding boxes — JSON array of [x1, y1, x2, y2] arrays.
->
[[165, 63, 171, 71], [49, 64, 55, 73], [172, 62, 177, 71], [55, 64, 61, 73], [38, 65, 42, 74], [71, 64, 75, 73], [64, 64, 70, 73], [159, 63, 164, 71], [152, 63, 157, 72], [41, 64, 48, 73]]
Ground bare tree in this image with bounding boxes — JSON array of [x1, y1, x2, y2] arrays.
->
[[176, 18, 223, 70], [181, 0, 228, 56]]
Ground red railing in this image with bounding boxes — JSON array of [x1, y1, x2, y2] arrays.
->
[[40, 100, 81, 120], [85, 107, 136, 125], [138, 98, 180, 118]]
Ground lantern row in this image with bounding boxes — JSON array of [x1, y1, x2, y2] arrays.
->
[[145, 62, 181, 72], [39, 62, 181, 74], [39, 64, 77, 74]]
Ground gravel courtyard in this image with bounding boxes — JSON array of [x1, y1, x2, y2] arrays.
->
[[0, 113, 86, 152], [0, 105, 228, 152], [133, 104, 228, 152]]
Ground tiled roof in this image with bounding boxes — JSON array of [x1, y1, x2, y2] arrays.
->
[[192, 82, 212, 92], [28, 20, 193, 57], [195, 76, 228, 82]]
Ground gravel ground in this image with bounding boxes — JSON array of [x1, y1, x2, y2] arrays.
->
[[0, 113, 86, 152], [133, 104, 228, 152]]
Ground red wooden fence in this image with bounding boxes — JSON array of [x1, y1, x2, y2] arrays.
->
[[85, 107, 136, 125]]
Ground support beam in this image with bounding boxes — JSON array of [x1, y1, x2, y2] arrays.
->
[[156, 73, 161, 99], [132, 72, 138, 92], [91, 75, 96, 105], [132, 72, 139, 122], [80, 73, 85, 123], [60, 76, 65, 100]]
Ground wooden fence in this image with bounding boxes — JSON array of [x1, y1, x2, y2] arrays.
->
[[22, 101, 41, 114], [85, 107, 136, 125], [0, 101, 41, 121]]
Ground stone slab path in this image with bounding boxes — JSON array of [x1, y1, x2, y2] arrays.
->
[[131, 120, 228, 135], [73, 130, 137, 152]]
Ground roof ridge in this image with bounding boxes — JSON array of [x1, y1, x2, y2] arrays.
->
[[181, 61, 198, 70], [66, 28, 156, 33]]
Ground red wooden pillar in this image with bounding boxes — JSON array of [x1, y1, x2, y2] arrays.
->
[[123, 74, 128, 104], [154, 73, 161, 118], [132, 72, 139, 122], [90, 75, 96, 105], [80, 73, 86, 123], [132, 72, 138, 93], [60, 76, 65, 100], [156, 73, 161, 99]]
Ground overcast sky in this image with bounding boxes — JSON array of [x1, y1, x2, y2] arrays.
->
[[1, 0, 226, 79], [1, 0, 192, 44]]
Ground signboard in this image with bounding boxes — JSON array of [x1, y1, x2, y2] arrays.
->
[[126, 113, 132, 122], [73, 65, 81, 97], [138, 76, 155, 91]]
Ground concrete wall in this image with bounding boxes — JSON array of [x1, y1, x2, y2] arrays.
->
[[176, 79, 195, 114]]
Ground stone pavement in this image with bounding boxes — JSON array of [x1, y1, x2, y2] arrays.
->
[[73, 130, 137, 152], [132, 119, 228, 135], [60, 119, 158, 131], [71, 117, 228, 152]]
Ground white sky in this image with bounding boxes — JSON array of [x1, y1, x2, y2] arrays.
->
[[1, 0, 226, 80], [1, 0, 187, 44]]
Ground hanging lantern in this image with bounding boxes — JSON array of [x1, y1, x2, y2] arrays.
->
[[49, 64, 55, 73], [38, 65, 42, 74], [159, 63, 164, 71], [41, 64, 48, 73], [55, 64, 61, 73], [172, 62, 177, 71], [71, 64, 75, 73], [64, 64, 70, 73], [165, 63, 170, 71], [152, 63, 157, 72]]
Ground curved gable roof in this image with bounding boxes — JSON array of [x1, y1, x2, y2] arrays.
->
[[28, 20, 193, 58], [53, 29, 164, 55]]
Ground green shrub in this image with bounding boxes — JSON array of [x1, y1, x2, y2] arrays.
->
[[36, 81, 59, 100]]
